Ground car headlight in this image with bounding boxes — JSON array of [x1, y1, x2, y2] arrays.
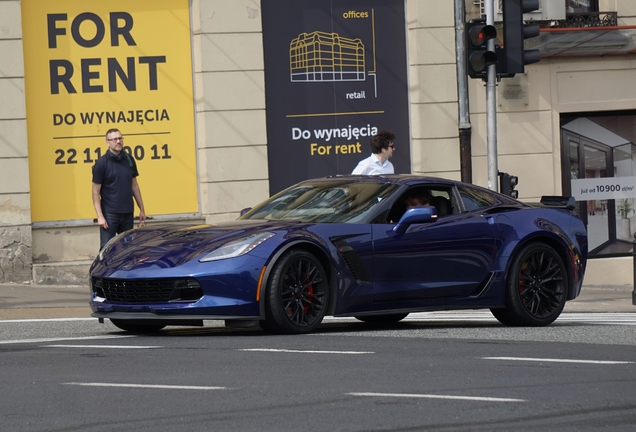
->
[[97, 232, 123, 262], [199, 232, 275, 262]]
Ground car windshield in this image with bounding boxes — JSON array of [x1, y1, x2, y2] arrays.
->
[[239, 180, 399, 223]]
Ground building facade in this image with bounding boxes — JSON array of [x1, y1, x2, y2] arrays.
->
[[0, 0, 635, 286]]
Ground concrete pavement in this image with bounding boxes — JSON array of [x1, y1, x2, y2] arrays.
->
[[0, 284, 91, 320], [0, 282, 634, 320]]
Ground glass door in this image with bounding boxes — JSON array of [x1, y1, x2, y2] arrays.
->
[[563, 131, 613, 253]]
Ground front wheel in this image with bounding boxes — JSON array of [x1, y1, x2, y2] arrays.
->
[[491, 243, 568, 326], [261, 250, 329, 334], [110, 319, 166, 333]]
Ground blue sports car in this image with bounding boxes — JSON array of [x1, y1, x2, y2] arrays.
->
[[89, 175, 588, 334]]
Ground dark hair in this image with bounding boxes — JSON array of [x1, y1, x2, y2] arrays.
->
[[370, 130, 395, 154], [105, 128, 121, 139], [403, 188, 432, 206]]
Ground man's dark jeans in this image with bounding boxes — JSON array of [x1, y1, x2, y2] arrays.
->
[[100, 212, 134, 250]]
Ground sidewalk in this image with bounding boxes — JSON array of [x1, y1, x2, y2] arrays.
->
[[0, 284, 91, 320], [0, 282, 634, 320]]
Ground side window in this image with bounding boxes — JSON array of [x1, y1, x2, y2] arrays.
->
[[386, 186, 456, 223], [386, 186, 433, 223], [458, 187, 494, 211], [429, 189, 453, 217]]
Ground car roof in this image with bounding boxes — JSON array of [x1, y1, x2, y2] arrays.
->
[[317, 174, 458, 187], [307, 174, 523, 205]]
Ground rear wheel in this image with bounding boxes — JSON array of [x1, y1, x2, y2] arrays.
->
[[355, 313, 409, 324], [110, 319, 166, 333], [261, 250, 329, 334], [491, 243, 568, 326]]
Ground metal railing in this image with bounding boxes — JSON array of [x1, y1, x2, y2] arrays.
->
[[551, 12, 618, 28]]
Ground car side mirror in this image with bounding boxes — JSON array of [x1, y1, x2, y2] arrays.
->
[[240, 207, 252, 216], [393, 206, 438, 233]]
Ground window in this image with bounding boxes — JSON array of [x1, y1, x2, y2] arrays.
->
[[561, 112, 636, 257], [387, 186, 454, 223], [240, 180, 399, 223], [458, 187, 494, 211], [566, 0, 598, 13]]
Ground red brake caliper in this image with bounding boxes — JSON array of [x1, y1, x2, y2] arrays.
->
[[303, 272, 313, 313]]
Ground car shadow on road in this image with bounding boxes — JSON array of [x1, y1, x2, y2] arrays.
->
[[101, 319, 511, 337]]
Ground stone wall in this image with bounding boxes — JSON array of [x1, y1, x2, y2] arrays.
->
[[0, 1, 33, 283]]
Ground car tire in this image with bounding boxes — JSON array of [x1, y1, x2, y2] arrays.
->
[[110, 319, 166, 333], [262, 250, 329, 334], [491, 242, 568, 326], [354, 313, 409, 324]]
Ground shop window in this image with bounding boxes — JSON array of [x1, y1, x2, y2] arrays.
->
[[561, 112, 636, 257]]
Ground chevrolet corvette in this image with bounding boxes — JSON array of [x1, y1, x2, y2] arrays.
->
[[89, 175, 588, 334]]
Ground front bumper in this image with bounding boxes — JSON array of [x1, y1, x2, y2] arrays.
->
[[90, 293, 262, 319], [90, 253, 267, 318], [91, 311, 261, 321]]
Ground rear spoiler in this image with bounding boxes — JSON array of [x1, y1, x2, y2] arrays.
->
[[535, 196, 577, 210]]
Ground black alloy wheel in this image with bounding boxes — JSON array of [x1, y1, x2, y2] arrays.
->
[[491, 243, 568, 326], [261, 250, 329, 334]]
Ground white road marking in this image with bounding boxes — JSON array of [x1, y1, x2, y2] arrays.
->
[[557, 313, 636, 323], [0, 318, 95, 323], [324, 312, 636, 325], [483, 356, 634, 365], [348, 392, 526, 403], [63, 382, 228, 390], [240, 348, 374, 354], [45, 344, 161, 349], [0, 335, 134, 345]]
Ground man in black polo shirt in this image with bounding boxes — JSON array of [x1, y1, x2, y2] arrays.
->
[[92, 128, 147, 250]]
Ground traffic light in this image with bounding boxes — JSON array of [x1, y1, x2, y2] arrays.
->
[[501, 0, 541, 76], [465, 19, 497, 79], [499, 171, 519, 199]]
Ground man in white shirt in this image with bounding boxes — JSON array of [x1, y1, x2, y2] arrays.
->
[[351, 130, 395, 175]]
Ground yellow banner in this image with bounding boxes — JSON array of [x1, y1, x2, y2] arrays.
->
[[22, 0, 198, 222]]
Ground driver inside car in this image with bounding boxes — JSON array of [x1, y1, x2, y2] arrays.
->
[[390, 189, 433, 223], [404, 189, 432, 210]]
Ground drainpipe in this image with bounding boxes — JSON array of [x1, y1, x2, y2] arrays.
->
[[455, 0, 472, 183]]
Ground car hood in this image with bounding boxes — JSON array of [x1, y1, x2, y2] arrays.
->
[[94, 219, 299, 271]]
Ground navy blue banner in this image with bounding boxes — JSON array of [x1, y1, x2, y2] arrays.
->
[[262, 0, 410, 194]]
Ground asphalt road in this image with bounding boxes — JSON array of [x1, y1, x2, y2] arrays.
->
[[1, 315, 636, 431]]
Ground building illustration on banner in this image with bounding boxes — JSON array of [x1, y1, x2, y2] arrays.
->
[[288, 9, 380, 99], [290, 31, 365, 82]]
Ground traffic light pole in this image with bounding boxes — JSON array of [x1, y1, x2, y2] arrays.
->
[[485, 0, 499, 192], [455, 0, 472, 183], [464, 0, 538, 193]]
